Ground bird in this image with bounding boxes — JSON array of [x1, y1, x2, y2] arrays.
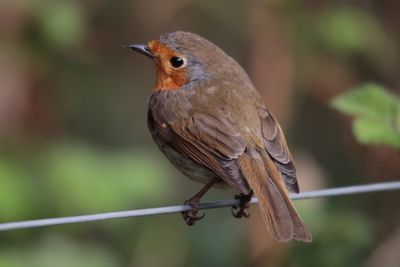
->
[[127, 31, 312, 242]]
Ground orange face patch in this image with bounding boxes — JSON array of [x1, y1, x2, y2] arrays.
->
[[148, 40, 189, 91]]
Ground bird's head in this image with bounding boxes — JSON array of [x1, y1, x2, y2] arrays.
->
[[127, 31, 240, 91]]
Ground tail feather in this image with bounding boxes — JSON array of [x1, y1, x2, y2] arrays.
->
[[239, 150, 312, 242]]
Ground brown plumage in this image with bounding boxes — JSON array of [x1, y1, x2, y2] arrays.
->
[[128, 31, 312, 242]]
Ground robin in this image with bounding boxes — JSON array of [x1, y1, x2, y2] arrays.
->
[[127, 31, 312, 242]]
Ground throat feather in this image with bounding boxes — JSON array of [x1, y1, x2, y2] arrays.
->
[[154, 69, 188, 91]]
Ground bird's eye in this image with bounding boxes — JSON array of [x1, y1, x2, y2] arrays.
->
[[169, 56, 185, 68]]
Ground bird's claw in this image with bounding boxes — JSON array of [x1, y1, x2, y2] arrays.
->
[[231, 205, 250, 218], [182, 210, 205, 226], [182, 198, 205, 226], [231, 193, 251, 219]]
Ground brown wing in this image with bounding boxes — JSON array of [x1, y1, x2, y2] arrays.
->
[[259, 108, 299, 193], [148, 109, 251, 194]]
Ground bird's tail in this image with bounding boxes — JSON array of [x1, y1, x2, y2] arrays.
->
[[239, 149, 312, 242]]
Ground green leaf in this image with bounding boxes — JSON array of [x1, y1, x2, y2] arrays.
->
[[331, 83, 399, 120], [331, 83, 400, 148], [353, 118, 400, 148]]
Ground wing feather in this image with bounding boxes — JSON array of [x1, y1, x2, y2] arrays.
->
[[148, 109, 251, 194], [259, 108, 299, 193]]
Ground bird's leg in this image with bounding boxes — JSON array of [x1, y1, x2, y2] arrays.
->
[[231, 192, 253, 218], [182, 177, 218, 226]]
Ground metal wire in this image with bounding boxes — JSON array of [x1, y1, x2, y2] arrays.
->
[[0, 181, 399, 232]]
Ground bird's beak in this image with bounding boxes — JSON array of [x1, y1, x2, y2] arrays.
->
[[125, 44, 154, 58]]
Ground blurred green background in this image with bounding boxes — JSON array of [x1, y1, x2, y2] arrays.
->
[[1, 0, 400, 266]]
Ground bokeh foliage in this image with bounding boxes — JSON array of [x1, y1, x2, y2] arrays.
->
[[332, 84, 400, 149]]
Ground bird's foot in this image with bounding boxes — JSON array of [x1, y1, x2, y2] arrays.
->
[[231, 193, 252, 218], [182, 197, 205, 226]]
